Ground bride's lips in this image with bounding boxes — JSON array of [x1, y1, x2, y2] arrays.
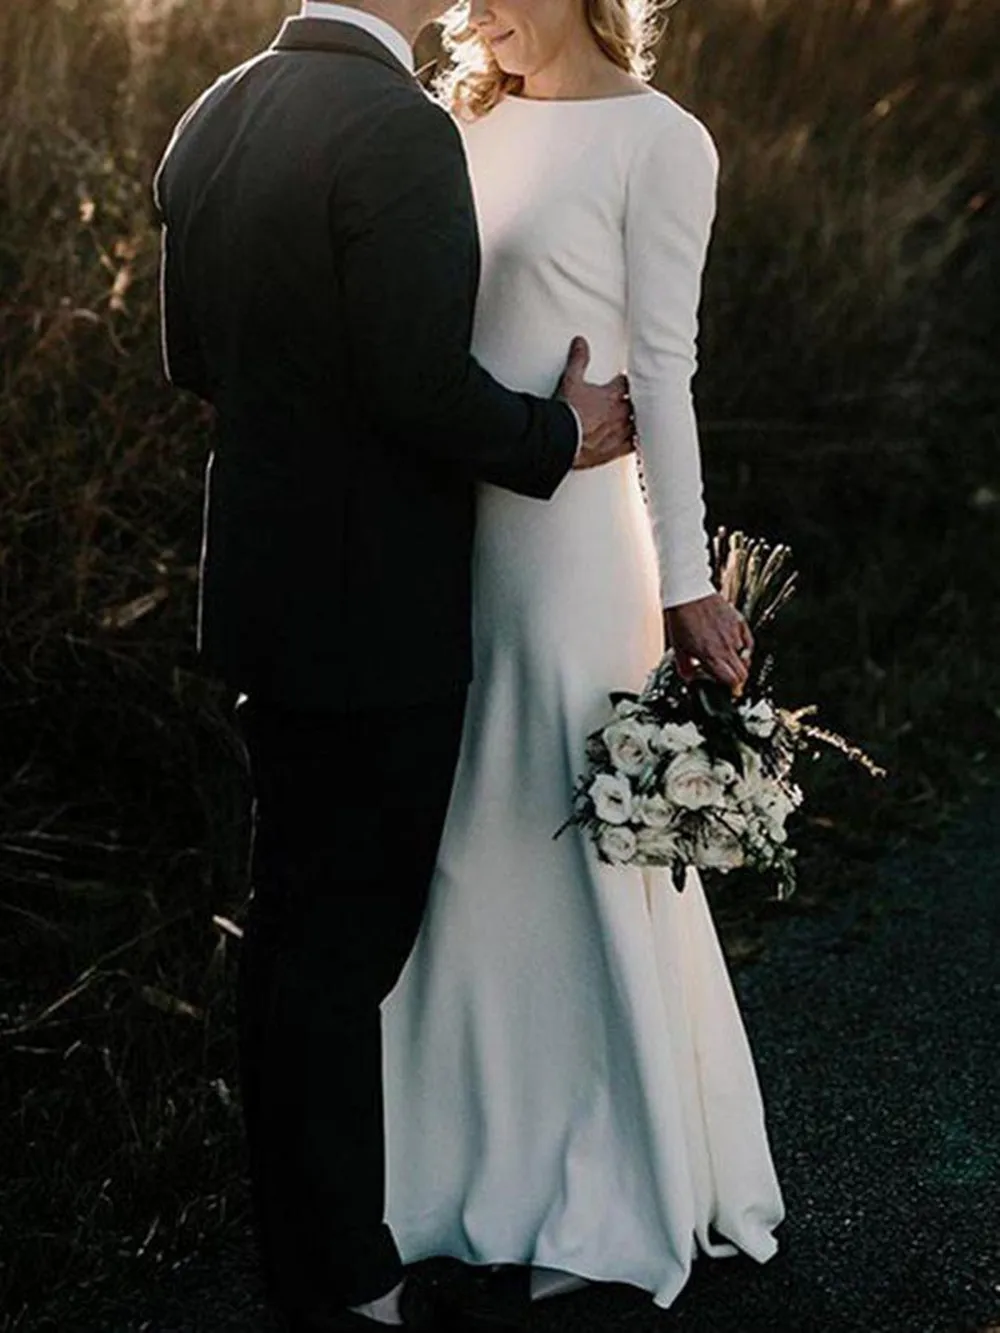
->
[[490, 29, 516, 47]]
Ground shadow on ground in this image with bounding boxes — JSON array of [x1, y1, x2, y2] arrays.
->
[[94, 791, 1000, 1333]]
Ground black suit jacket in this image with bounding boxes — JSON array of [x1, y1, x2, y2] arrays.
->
[[153, 17, 578, 710]]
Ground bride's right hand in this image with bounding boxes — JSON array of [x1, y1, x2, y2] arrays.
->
[[665, 594, 754, 696], [557, 336, 636, 470]]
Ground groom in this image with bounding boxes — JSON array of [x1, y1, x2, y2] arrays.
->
[[153, 2, 635, 1330]]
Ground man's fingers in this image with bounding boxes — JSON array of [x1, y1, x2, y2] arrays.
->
[[606, 435, 637, 464], [600, 429, 637, 464], [575, 440, 629, 470], [574, 425, 613, 467], [598, 393, 631, 429], [575, 420, 636, 468]]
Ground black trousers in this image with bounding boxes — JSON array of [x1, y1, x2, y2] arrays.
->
[[233, 688, 468, 1317]]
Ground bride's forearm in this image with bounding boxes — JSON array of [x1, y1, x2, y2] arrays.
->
[[630, 378, 714, 610]]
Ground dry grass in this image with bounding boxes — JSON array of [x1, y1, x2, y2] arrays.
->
[[0, 0, 997, 1326], [658, 0, 997, 412]]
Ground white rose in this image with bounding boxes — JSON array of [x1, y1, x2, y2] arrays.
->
[[691, 820, 745, 872], [732, 746, 767, 809], [762, 816, 789, 845], [634, 793, 674, 829], [613, 697, 644, 719], [740, 744, 764, 776], [717, 809, 748, 837], [589, 772, 633, 825], [746, 812, 785, 850], [602, 718, 658, 778], [740, 699, 777, 739], [658, 721, 703, 753], [663, 751, 729, 811], [713, 759, 739, 787], [636, 824, 682, 865], [755, 778, 797, 827], [599, 824, 638, 865]]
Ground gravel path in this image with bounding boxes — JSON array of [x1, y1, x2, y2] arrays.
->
[[122, 792, 1000, 1333]]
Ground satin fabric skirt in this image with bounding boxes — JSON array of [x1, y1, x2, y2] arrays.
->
[[382, 457, 784, 1308]]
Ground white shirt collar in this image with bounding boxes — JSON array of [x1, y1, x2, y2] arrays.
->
[[299, 2, 415, 74]]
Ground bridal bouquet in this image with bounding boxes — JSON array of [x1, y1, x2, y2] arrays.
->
[[556, 530, 885, 899]]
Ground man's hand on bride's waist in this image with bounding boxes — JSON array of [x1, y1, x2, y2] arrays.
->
[[557, 336, 636, 471]]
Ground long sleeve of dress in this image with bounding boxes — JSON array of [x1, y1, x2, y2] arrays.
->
[[624, 112, 719, 609]]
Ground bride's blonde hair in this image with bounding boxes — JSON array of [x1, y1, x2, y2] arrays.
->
[[436, 0, 670, 122]]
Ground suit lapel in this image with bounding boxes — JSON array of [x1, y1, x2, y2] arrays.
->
[[271, 16, 413, 81]]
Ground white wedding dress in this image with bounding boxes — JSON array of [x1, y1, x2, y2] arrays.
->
[[381, 89, 784, 1309]]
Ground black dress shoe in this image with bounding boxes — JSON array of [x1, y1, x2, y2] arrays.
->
[[284, 1274, 444, 1332], [438, 1264, 531, 1332]]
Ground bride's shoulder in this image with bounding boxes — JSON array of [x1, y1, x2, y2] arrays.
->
[[449, 100, 505, 147], [629, 89, 719, 173]]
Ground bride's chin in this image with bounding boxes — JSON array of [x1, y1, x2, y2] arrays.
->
[[486, 40, 528, 78], [498, 59, 536, 82]]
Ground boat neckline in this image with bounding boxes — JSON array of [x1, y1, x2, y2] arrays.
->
[[505, 90, 659, 107]]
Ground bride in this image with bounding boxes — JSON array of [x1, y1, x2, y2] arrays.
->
[[383, 0, 785, 1319]]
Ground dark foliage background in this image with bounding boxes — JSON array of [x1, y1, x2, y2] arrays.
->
[[1, 0, 997, 1326]]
